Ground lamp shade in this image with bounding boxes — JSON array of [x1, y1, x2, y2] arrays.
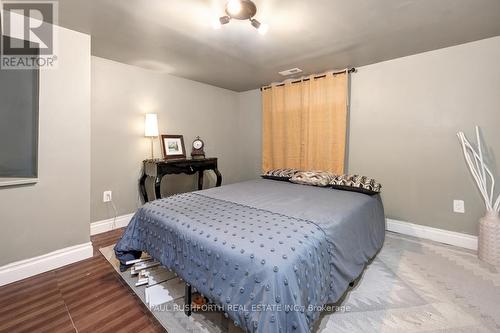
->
[[144, 113, 159, 137]]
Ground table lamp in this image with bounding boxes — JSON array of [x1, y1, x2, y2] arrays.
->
[[144, 113, 159, 159]]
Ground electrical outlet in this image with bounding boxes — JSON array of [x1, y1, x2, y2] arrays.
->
[[103, 191, 112, 203], [453, 200, 465, 213]]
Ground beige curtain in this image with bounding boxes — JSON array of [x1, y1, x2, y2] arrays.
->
[[262, 71, 348, 173]]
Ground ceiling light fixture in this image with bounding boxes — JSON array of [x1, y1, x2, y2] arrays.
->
[[215, 0, 269, 35], [250, 18, 268, 35], [226, 0, 243, 16], [212, 18, 222, 30]]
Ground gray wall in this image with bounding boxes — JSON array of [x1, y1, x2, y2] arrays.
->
[[0, 27, 91, 266], [349, 36, 500, 235], [236, 89, 262, 180], [91, 57, 261, 222]]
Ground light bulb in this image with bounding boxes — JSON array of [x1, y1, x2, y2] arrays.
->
[[258, 23, 269, 35], [227, 0, 242, 16]]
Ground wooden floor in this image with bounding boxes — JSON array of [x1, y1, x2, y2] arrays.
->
[[0, 229, 166, 333]]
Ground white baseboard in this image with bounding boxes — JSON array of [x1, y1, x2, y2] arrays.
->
[[386, 218, 478, 250], [0, 212, 135, 286], [90, 213, 135, 236], [0, 242, 93, 287]]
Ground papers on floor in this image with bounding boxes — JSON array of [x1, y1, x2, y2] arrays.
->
[[135, 269, 150, 287], [131, 260, 160, 275], [145, 283, 175, 307], [148, 267, 175, 286], [134, 266, 176, 287], [125, 255, 152, 265], [129, 253, 180, 307]]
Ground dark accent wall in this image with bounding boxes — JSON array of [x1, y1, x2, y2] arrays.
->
[[0, 64, 39, 178]]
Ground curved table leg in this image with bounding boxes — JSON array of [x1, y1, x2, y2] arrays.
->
[[142, 175, 163, 202], [198, 170, 204, 190], [154, 176, 162, 200], [139, 174, 148, 203], [214, 168, 222, 187]]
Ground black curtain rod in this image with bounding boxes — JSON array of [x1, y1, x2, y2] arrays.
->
[[261, 67, 356, 91]]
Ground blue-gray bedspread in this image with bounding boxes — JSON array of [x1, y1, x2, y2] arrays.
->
[[115, 179, 385, 332]]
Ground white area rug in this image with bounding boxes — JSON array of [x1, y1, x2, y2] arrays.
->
[[100, 233, 500, 332]]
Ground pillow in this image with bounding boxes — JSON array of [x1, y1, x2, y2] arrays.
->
[[261, 168, 301, 181], [290, 170, 336, 187], [329, 174, 382, 195]]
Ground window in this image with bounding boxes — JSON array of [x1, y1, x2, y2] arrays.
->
[[0, 36, 39, 185]]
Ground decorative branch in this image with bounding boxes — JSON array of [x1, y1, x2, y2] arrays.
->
[[495, 189, 500, 212], [458, 133, 492, 211], [457, 126, 500, 214]]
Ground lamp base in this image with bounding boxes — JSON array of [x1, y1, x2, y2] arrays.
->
[[150, 137, 155, 160]]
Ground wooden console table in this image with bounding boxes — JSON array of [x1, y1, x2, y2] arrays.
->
[[139, 158, 222, 203]]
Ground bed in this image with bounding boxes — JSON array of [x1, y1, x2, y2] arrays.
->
[[115, 179, 385, 333]]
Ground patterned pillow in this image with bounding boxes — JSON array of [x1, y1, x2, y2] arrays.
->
[[290, 171, 336, 187], [329, 174, 382, 195], [261, 168, 301, 181]]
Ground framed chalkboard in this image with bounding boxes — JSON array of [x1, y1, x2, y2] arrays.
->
[[0, 36, 39, 179]]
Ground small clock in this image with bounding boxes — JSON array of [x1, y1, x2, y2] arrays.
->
[[191, 136, 205, 159]]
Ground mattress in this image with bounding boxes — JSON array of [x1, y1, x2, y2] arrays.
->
[[115, 179, 385, 332]]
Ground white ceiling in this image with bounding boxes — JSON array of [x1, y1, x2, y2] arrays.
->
[[57, 0, 500, 91]]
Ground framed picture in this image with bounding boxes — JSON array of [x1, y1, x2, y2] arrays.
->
[[161, 135, 186, 160]]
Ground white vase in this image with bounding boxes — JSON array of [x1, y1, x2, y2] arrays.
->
[[478, 211, 500, 266]]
